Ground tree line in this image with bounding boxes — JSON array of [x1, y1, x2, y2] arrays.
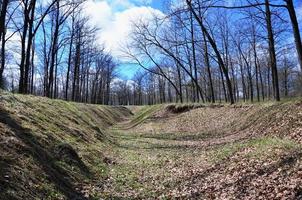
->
[[0, 0, 117, 104], [123, 0, 302, 105], [0, 0, 301, 105]]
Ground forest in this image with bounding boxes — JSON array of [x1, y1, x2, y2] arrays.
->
[[0, 0, 301, 105]]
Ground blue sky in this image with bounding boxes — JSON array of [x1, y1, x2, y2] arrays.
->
[[117, 0, 164, 79], [84, 0, 302, 80], [82, 0, 165, 79], [150, 1, 164, 11]]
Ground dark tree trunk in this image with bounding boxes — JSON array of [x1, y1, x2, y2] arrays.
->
[[202, 29, 215, 103], [0, 0, 9, 86], [186, 1, 234, 104], [219, 65, 227, 102], [65, 18, 75, 100], [72, 36, 81, 102], [285, 0, 302, 72], [252, 25, 260, 102], [30, 41, 35, 94], [19, 0, 29, 93], [0, 0, 9, 42], [176, 63, 183, 103], [265, 0, 280, 101], [47, 1, 60, 98], [24, 0, 36, 94], [258, 59, 265, 101], [190, 12, 199, 102]]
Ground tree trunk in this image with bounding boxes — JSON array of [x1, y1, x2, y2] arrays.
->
[[186, 1, 234, 104], [0, 0, 9, 42], [24, 0, 36, 94], [252, 24, 260, 102], [0, 0, 9, 86], [30, 40, 35, 94], [47, 1, 60, 98], [285, 0, 302, 72], [19, 1, 29, 93], [202, 29, 215, 103], [265, 0, 280, 101], [190, 12, 199, 102], [258, 59, 265, 101], [65, 18, 75, 100]]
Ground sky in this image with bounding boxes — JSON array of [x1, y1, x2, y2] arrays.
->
[[82, 0, 165, 80], [81, 0, 302, 80]]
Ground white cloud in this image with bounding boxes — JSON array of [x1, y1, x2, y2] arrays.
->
[[83, 0, 113, 28], [102, 6, 163, 56], [83, 0, 163, 57], [108, 0, 153, 10]]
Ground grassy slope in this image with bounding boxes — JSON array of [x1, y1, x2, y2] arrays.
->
[[0, 92, 131, 199], [105, 101, 302, 199], [1, 92, 302, 199]]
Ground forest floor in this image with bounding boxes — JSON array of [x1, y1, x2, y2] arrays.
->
[[101, 103, 302, 199], [1, 92, 302, 199]]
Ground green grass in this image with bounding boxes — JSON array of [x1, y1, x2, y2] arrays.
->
[[0, 92, 133, 200], [127, 105, 162, 127], [1, 91, 302, 199]]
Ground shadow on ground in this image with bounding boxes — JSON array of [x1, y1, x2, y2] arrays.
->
[[0, 107, 89, 200]]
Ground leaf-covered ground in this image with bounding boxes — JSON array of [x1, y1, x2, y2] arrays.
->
[[101, 103, 302, 199], [0, 92, 302, 199]]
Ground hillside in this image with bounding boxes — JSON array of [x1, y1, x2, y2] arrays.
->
[[0, 92, 131, 199], [0, 92, 302, 199]]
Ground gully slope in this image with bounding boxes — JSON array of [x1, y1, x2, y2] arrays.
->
[[103, 102, 302, 199], [1, 93, 302, 199], [0, 92, 131, 199]]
